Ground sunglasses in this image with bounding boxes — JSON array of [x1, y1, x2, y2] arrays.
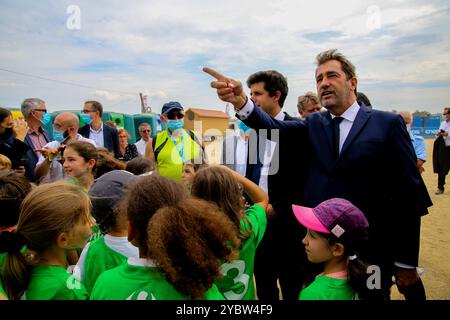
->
[[34, 109, 48, 113], [166, 112, 184, 120], [140, 130, 151, 133]]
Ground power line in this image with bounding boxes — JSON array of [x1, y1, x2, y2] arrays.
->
[[0, 67, 138, 96]]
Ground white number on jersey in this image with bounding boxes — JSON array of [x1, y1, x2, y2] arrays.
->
[[220, 260, 249, 300]]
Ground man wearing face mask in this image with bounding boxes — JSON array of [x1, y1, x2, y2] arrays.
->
[[145, 101, 203, 181], [21, 98, 52, 182], [78, 100, 120, 159], [34, 112, 96, 184], [0, 107, 30, 173], [399, 112, 426, 174]]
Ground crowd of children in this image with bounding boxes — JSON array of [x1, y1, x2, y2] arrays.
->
[[0, 134, 381, 300]]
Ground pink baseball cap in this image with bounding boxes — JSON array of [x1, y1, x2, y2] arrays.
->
[[292, 198, 369, 241]]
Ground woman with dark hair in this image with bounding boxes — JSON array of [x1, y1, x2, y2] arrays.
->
[[0, 107, 29, 173]]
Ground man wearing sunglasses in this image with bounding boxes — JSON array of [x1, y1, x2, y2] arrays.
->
[[146, 101, 203, 181], [78, 100, 120, 159], [134, 123, 152, 157], [20, 98, 52, 182]]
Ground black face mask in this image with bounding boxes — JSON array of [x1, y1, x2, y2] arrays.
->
[[1, 127, 13, 139]]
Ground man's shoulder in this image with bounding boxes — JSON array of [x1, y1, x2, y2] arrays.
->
[[77, 134, 97, 147], [104, 123, 118, 133], [78, 124, 89, 133]]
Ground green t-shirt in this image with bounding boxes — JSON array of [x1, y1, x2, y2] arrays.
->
[[154, 130, 201, 181], [90, 258, 225, 300], [24, 265, 89, 300], [299, 275, 355, 300], [80, 236, 137, 293], [215, 204, 267, 300], [0, 279, 7, 299], [0, 253, 5, 272]]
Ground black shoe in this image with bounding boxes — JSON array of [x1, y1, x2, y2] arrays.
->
[[435, 188, 444, 195]]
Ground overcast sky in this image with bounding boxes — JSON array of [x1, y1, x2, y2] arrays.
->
[[1, 0, 449, 116]]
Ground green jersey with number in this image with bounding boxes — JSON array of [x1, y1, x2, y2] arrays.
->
[[215, 204, 267, 300], [77, 235, 139, 293], [90, 257, 225, 300], [24, 265, 88, 300]]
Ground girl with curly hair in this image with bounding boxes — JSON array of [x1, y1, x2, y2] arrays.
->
[[90, 175, 240, 300]]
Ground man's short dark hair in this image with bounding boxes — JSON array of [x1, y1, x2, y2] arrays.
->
[[357, 92, 372, 108], [85, 100, 103, 117], [246, 70, 289, 108]]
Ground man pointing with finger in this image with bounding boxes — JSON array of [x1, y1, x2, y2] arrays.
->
[[204, 49, 432, 300]]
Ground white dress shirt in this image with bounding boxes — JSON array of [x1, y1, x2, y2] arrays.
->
[[235, 131, 249, 177], [258, 110, 285, 193], [89, 123, 105, 148], [134, 138, 149, 157], [330, 100, 360, 154]]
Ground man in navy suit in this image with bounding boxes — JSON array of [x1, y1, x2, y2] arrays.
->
[[204, 49, 432, 299], [222, 71, 310, 300], [78, 100, 120, 158]]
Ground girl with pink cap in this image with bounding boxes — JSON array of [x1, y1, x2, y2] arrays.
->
[[292, 198, 383, 300]]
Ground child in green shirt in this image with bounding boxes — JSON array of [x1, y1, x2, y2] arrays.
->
[[91, 174, 239, 300], [76, 170, 140, 292], [191, 165, 269, 300], [0, 181, 93, 300], [292, 198, 383, 300]]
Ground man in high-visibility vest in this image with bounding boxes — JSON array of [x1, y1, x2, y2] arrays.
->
[[146, 101, 202, 181]]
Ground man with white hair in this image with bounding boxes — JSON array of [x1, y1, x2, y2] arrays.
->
[[134, 122, 152, 157], [35, 112, 96, 183], [21, 98, 52, 181]]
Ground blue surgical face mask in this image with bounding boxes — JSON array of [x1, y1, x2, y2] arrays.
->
[[52, 130, 66, 143], [41, 113, 52, 126], [81, 114, 92, 125], [237, 121, 251, 133], [166, 119, 184, 132]]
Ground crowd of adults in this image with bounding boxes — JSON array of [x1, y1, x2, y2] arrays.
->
[[0, 48, 449, 301]]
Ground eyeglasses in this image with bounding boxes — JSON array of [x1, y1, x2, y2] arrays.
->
[[82, 109, 97, 114], [166, 112, 184, 120], [140, 130, 151, 133], [34, 109, 48, 113]]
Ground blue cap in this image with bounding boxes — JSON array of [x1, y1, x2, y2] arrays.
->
[[161, 101, 183, 115]]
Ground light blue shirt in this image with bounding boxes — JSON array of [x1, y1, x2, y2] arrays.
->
[[411, 134, 426, 161], [89, 123, 105, 148]]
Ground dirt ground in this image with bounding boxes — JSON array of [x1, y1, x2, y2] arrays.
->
[[390, 138, 450, 300], [206, 138, 450, 300]]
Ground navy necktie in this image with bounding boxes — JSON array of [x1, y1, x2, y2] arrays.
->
[[332, 116, 343, 159]]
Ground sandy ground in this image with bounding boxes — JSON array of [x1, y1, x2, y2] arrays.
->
[[391, 138, 450, 300], [206, 138, 450, 300]]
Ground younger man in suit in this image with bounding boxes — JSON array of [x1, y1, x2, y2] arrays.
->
[[79, 101, 120, 158]]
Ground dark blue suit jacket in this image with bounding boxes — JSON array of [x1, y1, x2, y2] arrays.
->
[[78, 123, 120, 158], [241, 101, 432, 267], [23, 129, 51, 182]]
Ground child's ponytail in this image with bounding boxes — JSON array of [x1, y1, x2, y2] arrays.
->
[[347, 254, 384, 300], [0, 231, 30, 300]]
